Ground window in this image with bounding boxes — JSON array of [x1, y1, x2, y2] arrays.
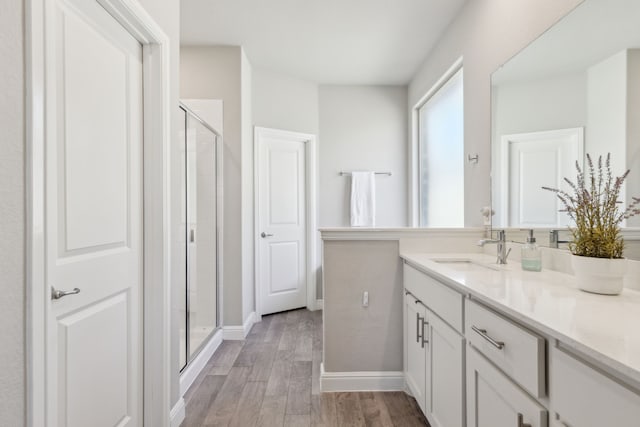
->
[[417, 67, 464, 227]]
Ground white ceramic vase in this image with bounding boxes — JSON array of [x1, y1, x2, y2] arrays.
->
[[571, 255, 627, 295]]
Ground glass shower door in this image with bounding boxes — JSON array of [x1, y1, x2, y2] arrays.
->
[[179, 104, 220, 371]]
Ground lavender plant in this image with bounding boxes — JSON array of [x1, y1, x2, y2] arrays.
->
[[542, 153, 640, 259]]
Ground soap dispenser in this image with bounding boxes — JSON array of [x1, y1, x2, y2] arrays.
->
[[521, 229, 542, 271]]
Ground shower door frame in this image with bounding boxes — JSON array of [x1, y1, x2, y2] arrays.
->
[[179, 102, 223, 371]]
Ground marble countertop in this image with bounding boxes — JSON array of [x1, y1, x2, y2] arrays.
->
[[400, 252, 640, 387]]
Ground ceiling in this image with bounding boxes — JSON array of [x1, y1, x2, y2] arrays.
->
[[180, 0, 467, 85]]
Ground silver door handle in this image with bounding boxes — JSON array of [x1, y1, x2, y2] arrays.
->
[[472, 325, 505, 350], [51, 286, 81, 300], [260, 232, 274, 238], [517, 413, 532, 427]]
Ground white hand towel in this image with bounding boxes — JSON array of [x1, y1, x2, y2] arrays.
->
[[350, 171, 376, 227]]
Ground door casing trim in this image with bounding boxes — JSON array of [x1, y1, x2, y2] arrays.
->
[[253, 126, 318, 318], [26, 0, 172, 425]]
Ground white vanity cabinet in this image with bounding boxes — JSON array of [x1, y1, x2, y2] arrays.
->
[[404, 263, 465, 427], [401, 254, 640, 427]]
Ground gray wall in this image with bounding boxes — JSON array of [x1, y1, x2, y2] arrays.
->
[[0, 1, 25, 425], [408, 0, 584, 227], [323, 241, 404, 372], [240, 50, 254, 321], [180, 46, 253, 326], [319, 85, 408, 227]]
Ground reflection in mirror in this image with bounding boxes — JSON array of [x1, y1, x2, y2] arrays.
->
[[491, 0, 640, 230]]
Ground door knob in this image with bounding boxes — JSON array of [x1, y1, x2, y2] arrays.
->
[[261, 232, 274, 238], [51, 286, 81, 300]]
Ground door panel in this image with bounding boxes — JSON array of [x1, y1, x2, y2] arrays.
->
[[61, 7, 130, 253], [59, 293, 129, 427], [501, 128, 583, 227], [269, 241, 300, 294], [258, 132, 307, 315], [269, 150, 301, 225], [46, 0, 143, 425]]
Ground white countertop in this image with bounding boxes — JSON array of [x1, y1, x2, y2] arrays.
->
[[400, 252, 640, 387]]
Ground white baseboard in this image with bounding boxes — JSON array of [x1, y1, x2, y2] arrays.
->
[[319, 363, 405, 392], [222, 311, 257, 340], [315, 299, 323, 310], [179, 328, 223, 396], [170, 397, 185, 427]]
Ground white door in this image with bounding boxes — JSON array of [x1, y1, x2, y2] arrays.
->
[[500, 128, 583, 227], [257, 129, 308, 315], [45, 0, 143, 425]]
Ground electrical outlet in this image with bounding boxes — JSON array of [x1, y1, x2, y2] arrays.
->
[[362, 291, 369, 307]]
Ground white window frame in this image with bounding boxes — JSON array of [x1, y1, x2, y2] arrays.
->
[[410, 57, 464, 227]]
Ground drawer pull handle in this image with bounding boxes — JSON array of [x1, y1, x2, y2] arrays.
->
[[416, 313, 424, 343], [517, 413, 531, 427], [422, 320, 429, 347], [472, 325, 505, 350]]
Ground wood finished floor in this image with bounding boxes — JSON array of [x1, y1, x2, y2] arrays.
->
[[181, 308, 429, 427]]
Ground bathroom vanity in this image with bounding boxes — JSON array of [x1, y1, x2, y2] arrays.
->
[[401, 252, 640, 427], [320, 228, 640, 427]]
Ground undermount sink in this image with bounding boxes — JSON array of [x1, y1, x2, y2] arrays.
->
[[431, 259, 500, 272]]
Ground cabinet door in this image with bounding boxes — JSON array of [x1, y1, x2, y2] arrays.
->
[[405, 293, 428, 413], [550, 346, 640, 427], [428, 312, 464, 427], [467, 347, 547, 427]]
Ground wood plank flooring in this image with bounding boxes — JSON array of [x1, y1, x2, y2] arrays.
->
[[181, 309, 429, 427]]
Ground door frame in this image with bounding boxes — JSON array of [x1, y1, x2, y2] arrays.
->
[[253, 126, 318, 318], [26, 0, 172, 425]]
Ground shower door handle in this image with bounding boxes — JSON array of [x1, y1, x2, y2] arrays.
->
[[190, 229, 195, 242], [261, 232, 274, 238]]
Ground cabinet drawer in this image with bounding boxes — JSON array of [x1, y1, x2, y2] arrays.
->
[[404, 263, 463, 332], [550, 346, 640, 427], [465, 299, 546, 398]]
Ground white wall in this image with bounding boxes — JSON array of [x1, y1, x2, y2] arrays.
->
[[319, 86, 408, 227], [408, 0, 584, 227], [0, 1, 25, 425], [180, 46, 254, 326], [252, 68, 320, 135], [493, 73, 586, 140], [587, 51, 627, 180]]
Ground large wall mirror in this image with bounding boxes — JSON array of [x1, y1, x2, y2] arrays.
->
[[491, 0, 640, 234]]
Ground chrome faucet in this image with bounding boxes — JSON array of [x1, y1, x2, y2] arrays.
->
[[549, 229, 571, 249], [478, 229, 511, 264]]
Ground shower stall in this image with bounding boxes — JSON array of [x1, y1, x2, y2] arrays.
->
[[178, 102, 221, 371]]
